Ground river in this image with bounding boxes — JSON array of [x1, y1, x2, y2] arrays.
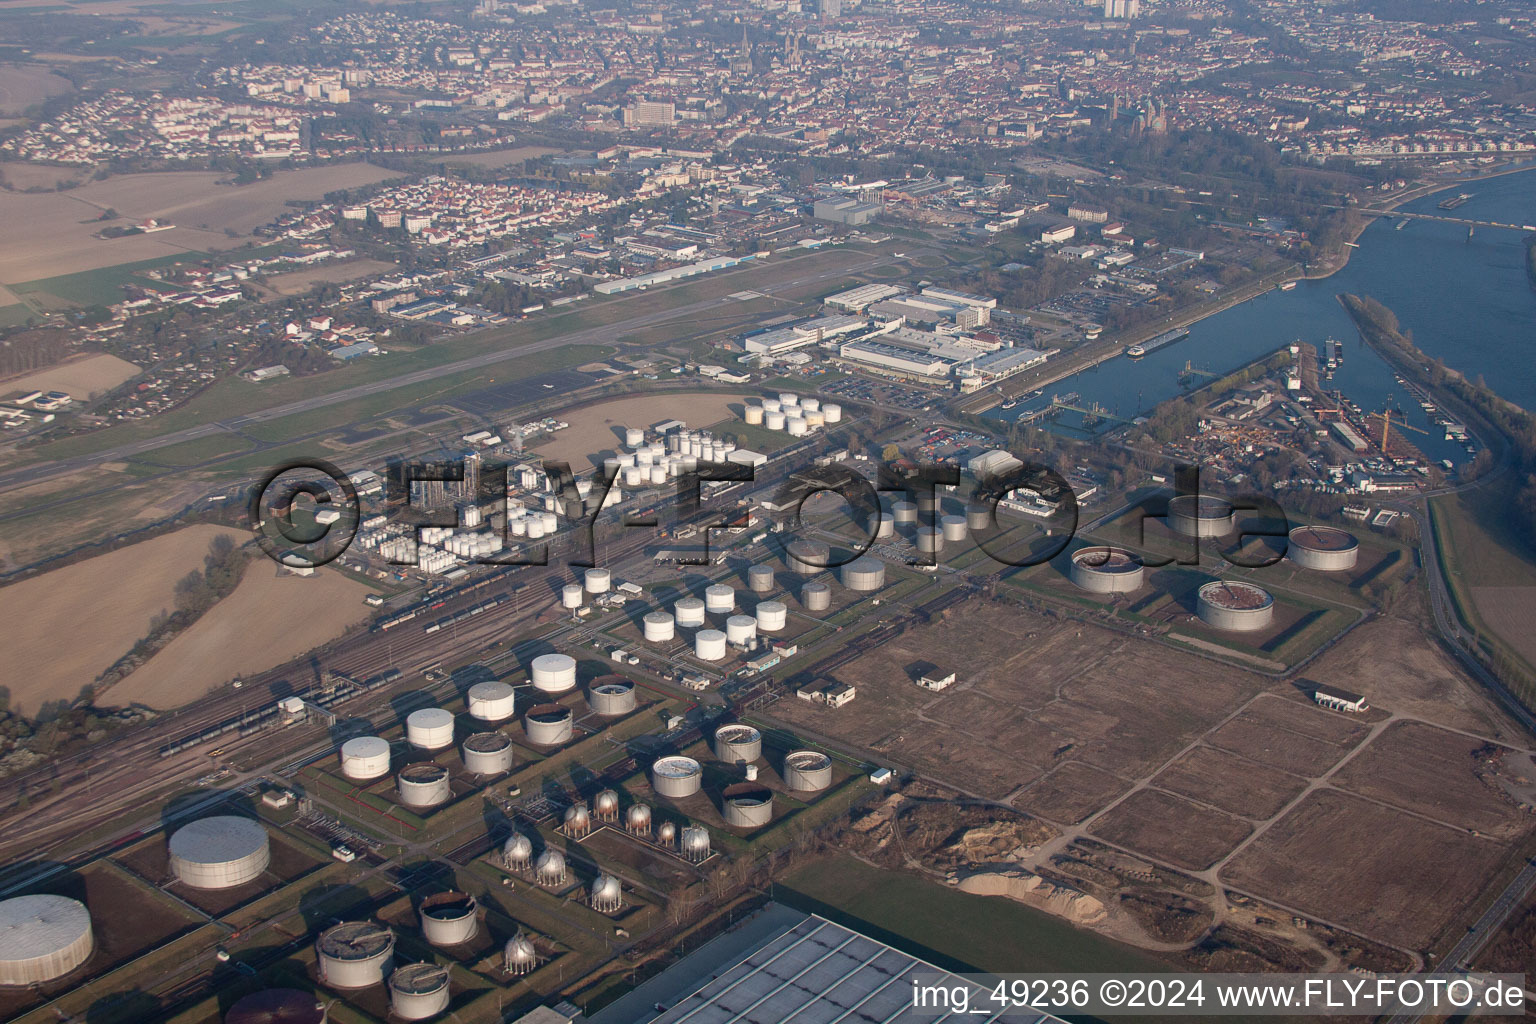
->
[[990, 166, 1536, 466]]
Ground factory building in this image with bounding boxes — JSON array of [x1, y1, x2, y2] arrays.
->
[[824, 283, 903, 313], [813, 196, 881, 225]]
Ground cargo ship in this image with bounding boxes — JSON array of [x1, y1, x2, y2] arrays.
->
[[1126, 327, 1190, 358], [1438, 192, 1473, 210], [1278, 280, 1297, 291]]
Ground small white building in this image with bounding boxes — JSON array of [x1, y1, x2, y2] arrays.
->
[[917, 671, 956, 691], [1312, 684, 1369, 713]]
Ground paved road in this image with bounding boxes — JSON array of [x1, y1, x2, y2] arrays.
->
[[0, 251, 888, 496]]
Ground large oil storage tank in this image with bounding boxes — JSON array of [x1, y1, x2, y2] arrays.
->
[[765, 410, 786, 431], [461, 731, 514, 775], [788, 539, 830, 574], [747, 565, 775, 594], [397, 764, 451, 808], [651, 755, 702, 798], [1196, 581, 1275, 631], [801, 582, 831, 612], [583, 568, 611, 594], [0, 895, 93, 986], [642, 611, 675, 642], [822, 402, 843, 423], [940, 514, 968, 543], [1070, 547, 1146, 594], [673, 597, 707, 627], [714, 724, 762, 765], [419, 891, 478, 947], [561, 583, 583, 610], [588, 677, 637, 716], [315, 922, 394, 989], [530, 653, 577, 694], [340, 736, 391, 781], [389, 962, 450, 1021], [754, 600, 787, 632], [224, 990, 326, 1024], [704, 585, 735, 614], [169, 816, 270, 889], [725, 615, 757, 645], [524, 704, 574, 747], [467, 681, 515, 723], [1288, 525, 1359, 571], [721, 784, 774, 829], [868, 511, 894, 540], [743, 404, 764, 425], [694, 629, 727, 661], [406, 708, 455, 750], [965, 503, 993, 532], [784, 750, 833, 792], [1168, 495, 1235, 538], [892, 500, 917, 524], [915, 526, 943, 556], [840, 557, 885, 592]]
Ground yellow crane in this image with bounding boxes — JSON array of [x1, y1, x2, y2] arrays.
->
[[1372, 408, 1431, 451]]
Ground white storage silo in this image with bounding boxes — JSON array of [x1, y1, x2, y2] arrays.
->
[[802, 397, 820, 413], [762, 397, 781, 413], [643, 611, 675, 642], [788, 539, 830, 574], [695, 629, 727, 661], [461, 731, 514, 774], [622, 465, 643, 488], [530, 653, 577, 693], [590, 874, 624, 913], [840, 557, 885, 591], [0, 895, 94, 986], [725, 614, 757, 645], [755, 600, 787, 632], [397, 764, 451, 808], [748, 564, 774, 593], [801, 582, 832, 612], [588, 677, 638, 715], [803, 410, 825, 429], [389, 963, 450, 1021], [674, 597, 707, 627], [714, 724, 762, 764], [340, 736, 391, 781], [915, 526, 944, 556], [822, 402, 842, 423], [940, 514, 968, 542], [651, 755, 703, 798], [765, 410, 786, 431], [892, 500, 917, 524], [704, 584, 735, 614], [561, 584, 583, 610], [786, 416, 808, 437], [649, 465, 667, 486], [744, 405, 764, 425], [784, 750, 834, 791], [467, 681, 515, 723], [419, 891, 479, 947], [584, 568, 611, 594], [316, 922, 393, 989], [624, 427, 645, 448], [778, 392, 799, 407], [406, 708, 455, 750], [535, 849, 566, 887], [168, 816, 270, 890]]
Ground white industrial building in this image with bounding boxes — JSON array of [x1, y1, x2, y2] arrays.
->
[[824, 282, 904, 312]]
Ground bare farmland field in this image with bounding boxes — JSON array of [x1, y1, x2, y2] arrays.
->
[[0, 352, 140, 399], [0, 65, 72, 115], [0, 524, 244, 715], [1151, 744, 1308, 821], [0, 162, 91, 191], [0, 163, 399, 284], [106, 561, 376, 710], [438, 145, 562, 168], [1089, 788, 1254, 871], [1223, 789, 1515, 949], [1014, 762, 1131, 824], [1471, 586, 1536, 672], [1203, 714, 1357, 777], [535, 391, 750, 469], [263, 258, 398, 296]]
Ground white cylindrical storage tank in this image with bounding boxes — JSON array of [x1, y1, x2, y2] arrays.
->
[[778, 392, 799, 407], [390, 962, 450, 1021], [527, 520, 545, 540], [530, 653, 577, 694], [649, 465, 667, 486], [340, 736, 391, 781], [524, 704, 574, 746], [315, 922, 394, 989], [966, 503, 993, 531], [674, 597, 706, 627], [695, 628, 728, 661], [419, 891, 478, 947], [651, 755, 702, 798], [643, 611, 675, 642], [625, 803, 652, 836], [786, 415, 808, 437], [511, 519, 528, 538], [916, 491, 941, 516], [755, 600, 788, 632], [802, 582, 832, 612], [803, 410, 826, 429], [762, 397, 781, 413], [461, 731, 514, 774], [940, 514, 968, 543], [534, 849, 566, 887], [622, 465, 643, 488], [748, 565, 774, 593], [841, 557, 885, 592], [168, 816, 269, 890], [1070, 547, 1146, 594], [802, 397, 820, 413], [624, 427, 644, 448], [467, 681, 515, 723], [541, 511, 558, 533], [588, 677, 638, 715], [714, 724, 762, 764], [1197, 581, 1275, 632], [721, 784, 774, 829], [406, 708, 455, 750], [892, 500, 917, 524], [872, 512, 894, 539], [1168, 495, 1236, 538], [1287, 526, 1360, 571], [788, 539, 829, 574], [0, 896, 93, 986], [822, 402, 843, 423], [584, 567, 611, 594], [744, 404, 764, 425], [784, 750, 833, 792], [725, 614, 757, 645], [680, 825, 711, 863], [504, 932, 538, 975], [915, 526, 944, 555], [765, 410, 786, 431], [704, 584, 735, 614], [397, 764, 451, 808], [590, 874, 624, 913]]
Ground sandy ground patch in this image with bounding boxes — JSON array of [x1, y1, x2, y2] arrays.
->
[[535, 391, 750, 469], [106, 562, 374, 709], [0, 163, 399, 284], [264, 258, 398, 296], [0, 524, 244, 715], [0, 352, 140, 399]]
